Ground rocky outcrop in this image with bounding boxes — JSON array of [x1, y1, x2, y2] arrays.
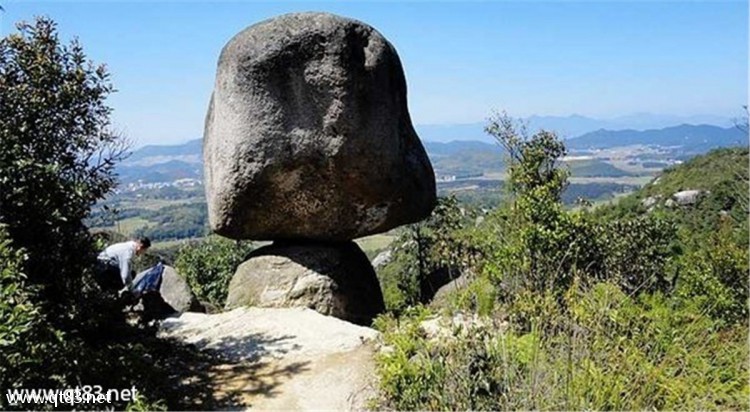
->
[[418, 313, 506, 341], [203, 12, 435, 241], [371, 250, 392, 269], [672, 189, 706, 206], [159, 307, 379, 410], [663, 189, 709, 207], [420, 266, 462, 304], [226, 241, 384, 325]]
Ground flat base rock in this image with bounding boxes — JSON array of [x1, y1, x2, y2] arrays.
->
[[159, 307, 379, 410], [226, 241, 384, 325]]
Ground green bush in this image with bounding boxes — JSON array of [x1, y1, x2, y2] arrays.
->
[[0, 16, 135, 398], [0, 18, 211, 409], [174, 236, 255, 306], [377, 196, 479, 314], [674, 224, 749, 325], [565, 283, 748, 410], [445, 275, 497, 316], [0, 226, 59, 392], [372, 308, 443, 410], [598, 215, 677, 295], [479, 113, 607, 298], [0, 17, 125, 302]]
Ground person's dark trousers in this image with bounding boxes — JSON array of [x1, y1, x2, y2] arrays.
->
[[95, 259, 125, 291]]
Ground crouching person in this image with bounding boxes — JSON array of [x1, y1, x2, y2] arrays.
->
[[96, 237, 151, 292]]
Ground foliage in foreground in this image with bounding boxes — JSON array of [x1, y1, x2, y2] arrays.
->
[[374, 285, 748, 411], [0, 17, 125, 302], [0, 18, 204, 410], [0, 225, 52, 393]]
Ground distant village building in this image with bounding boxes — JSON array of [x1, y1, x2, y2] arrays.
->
[[173, 178, 202, 188], [436, 175, 457, 182], [124, 178, 203, 192]]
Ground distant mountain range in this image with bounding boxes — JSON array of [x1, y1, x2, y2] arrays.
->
[[118, 160, 203, 183], [422, 140, 501, 156], [566, 124, 746, 153], [125, 139, 203, 166], [118, 123, 746, 183], [415, 113, 734, 143]]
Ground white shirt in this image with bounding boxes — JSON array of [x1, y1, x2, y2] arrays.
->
[[98, 241, 137, 285]]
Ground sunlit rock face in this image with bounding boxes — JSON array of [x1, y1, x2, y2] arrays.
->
[[203, 12, 435, 241]]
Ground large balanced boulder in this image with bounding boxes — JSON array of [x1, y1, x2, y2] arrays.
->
[[204, 12, 436, 241], [225, 241, 384, 325]]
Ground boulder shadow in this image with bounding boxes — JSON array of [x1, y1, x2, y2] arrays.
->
[[163, 329, 310, 409]]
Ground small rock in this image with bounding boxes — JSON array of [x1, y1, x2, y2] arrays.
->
[[641, 195, 660, 208], [371, 250, 392, 268], [431, 273, 471, 306], [160, 265, 202, 313], [418, 312, 501, 341], [199, 301, 221, 314], [420, 266, 462, 303], [672, 189, 705, 206]]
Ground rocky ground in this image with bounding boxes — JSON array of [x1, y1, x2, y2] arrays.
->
[[159, 307, 380, 410]]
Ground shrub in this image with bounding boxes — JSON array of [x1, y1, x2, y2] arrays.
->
[[446, 275, 497, 316], [0, 226, 58, 393], [480, 114, 604, 298], [674, 223, 749, 325], [0, 18, 208, 409], [377, 196, 480, 313], [0, 17, 138, 398], [372, 308, 444, 410], [598, 215, 677, 295], [174, 236, 255, 306], [565, 283, 748, 410]]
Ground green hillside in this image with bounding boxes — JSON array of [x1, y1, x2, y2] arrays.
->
[[640, 147, 748, 197], [566, 159, 635, 178], [601, 147, 749, 242], [430, 149, 505, 176]]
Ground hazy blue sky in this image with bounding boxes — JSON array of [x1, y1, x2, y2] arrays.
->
[[1, 1, 747, 146]]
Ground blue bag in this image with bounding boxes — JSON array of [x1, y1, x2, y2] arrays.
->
[[130, 262, 165, 299]]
